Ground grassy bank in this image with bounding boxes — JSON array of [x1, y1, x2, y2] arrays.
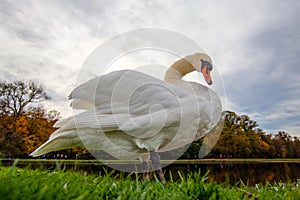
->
[[0, 167, 299, 200]]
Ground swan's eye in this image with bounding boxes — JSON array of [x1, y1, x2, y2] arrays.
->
[[207, 63, 213, 71], [201, 60, 213, 74]]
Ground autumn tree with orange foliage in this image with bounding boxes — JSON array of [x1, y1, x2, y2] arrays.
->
[[184, 111, 300, 158], [0, 80, 58, 156]]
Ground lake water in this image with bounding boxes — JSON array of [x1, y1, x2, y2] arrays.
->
[[166, 162, 300, 185], [2, 159, 300, 185]]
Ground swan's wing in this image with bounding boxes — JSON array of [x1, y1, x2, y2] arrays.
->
[[68, 70, 203, 139], [51, 108, 181, 139], [69, 70, 188, 114], [29, 130, 82, 157], [69, 70, 219, 139]]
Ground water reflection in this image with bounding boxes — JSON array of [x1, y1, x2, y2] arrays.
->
[[2, 160, 300, 185], [165, 162, 300, 185]]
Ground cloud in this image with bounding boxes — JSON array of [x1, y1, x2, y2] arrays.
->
[[0, 0, 299, 136], [0, 0, 107, 115], [282, 126, 300, 138]]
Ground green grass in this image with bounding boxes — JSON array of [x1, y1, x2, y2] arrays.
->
[[0, 159, 300, 200], [0, 166, 299, 200]]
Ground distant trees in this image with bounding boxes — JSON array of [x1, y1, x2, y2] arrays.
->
[[0, 107, 59, 155], [0, 80, 56, 155], [185, 111, 300, 158], [272, 131, 300, 158], [0, 80, 90, 158], [0, 80, 50, 119]]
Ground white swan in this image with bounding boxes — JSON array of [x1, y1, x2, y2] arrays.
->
[[30, 53, 222, 181]]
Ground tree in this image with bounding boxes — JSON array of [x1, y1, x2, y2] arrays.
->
[[255, 128, 274, 157], [0, 80, 50, 118], [207, 111, 282, 158], [0, 80, 52, 155], [292, 136, 300, 157], [0, 114, 24, 155], [185, 111, 300, 158], [22, 107, 59, 154], [273, 131, 295, 158], [0, 107, 59, 155]]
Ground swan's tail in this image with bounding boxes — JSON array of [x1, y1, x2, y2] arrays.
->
[[29, 109, 161, 157], [29, 110, 121, 157], [29, 130, 82, 157]]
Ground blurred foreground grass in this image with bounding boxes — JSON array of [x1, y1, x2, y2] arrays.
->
[[0, 166, 299, 200]]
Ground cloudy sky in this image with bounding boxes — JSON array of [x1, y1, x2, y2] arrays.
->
[[0, 0, 299, 136]]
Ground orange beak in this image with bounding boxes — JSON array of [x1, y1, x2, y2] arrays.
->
[[201, 66, 213, 85]]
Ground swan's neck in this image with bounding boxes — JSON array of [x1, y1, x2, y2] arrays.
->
[[164, 56, 197, 83]]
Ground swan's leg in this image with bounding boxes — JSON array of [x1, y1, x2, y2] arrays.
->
[[141, 160, 150, 180], [150, 152, 166, 183]]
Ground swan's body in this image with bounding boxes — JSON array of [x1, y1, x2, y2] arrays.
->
[[30, 53, 222, 179]]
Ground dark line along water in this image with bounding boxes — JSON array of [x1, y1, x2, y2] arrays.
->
[[2, 159, 300, 186]]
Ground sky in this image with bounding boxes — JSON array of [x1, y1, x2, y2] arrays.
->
[[0, 0, 300, 136]]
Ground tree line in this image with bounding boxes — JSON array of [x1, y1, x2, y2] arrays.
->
[[0, 80, 56, 156], [0, 80, 299, 158], [0, 80, 86, 158], [185, 111, 300, 158]]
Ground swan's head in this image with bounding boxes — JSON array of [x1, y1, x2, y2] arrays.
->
[[200, 59, 213, 85], [165, 53, 214, 85], [190, 53, 213, 85]]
